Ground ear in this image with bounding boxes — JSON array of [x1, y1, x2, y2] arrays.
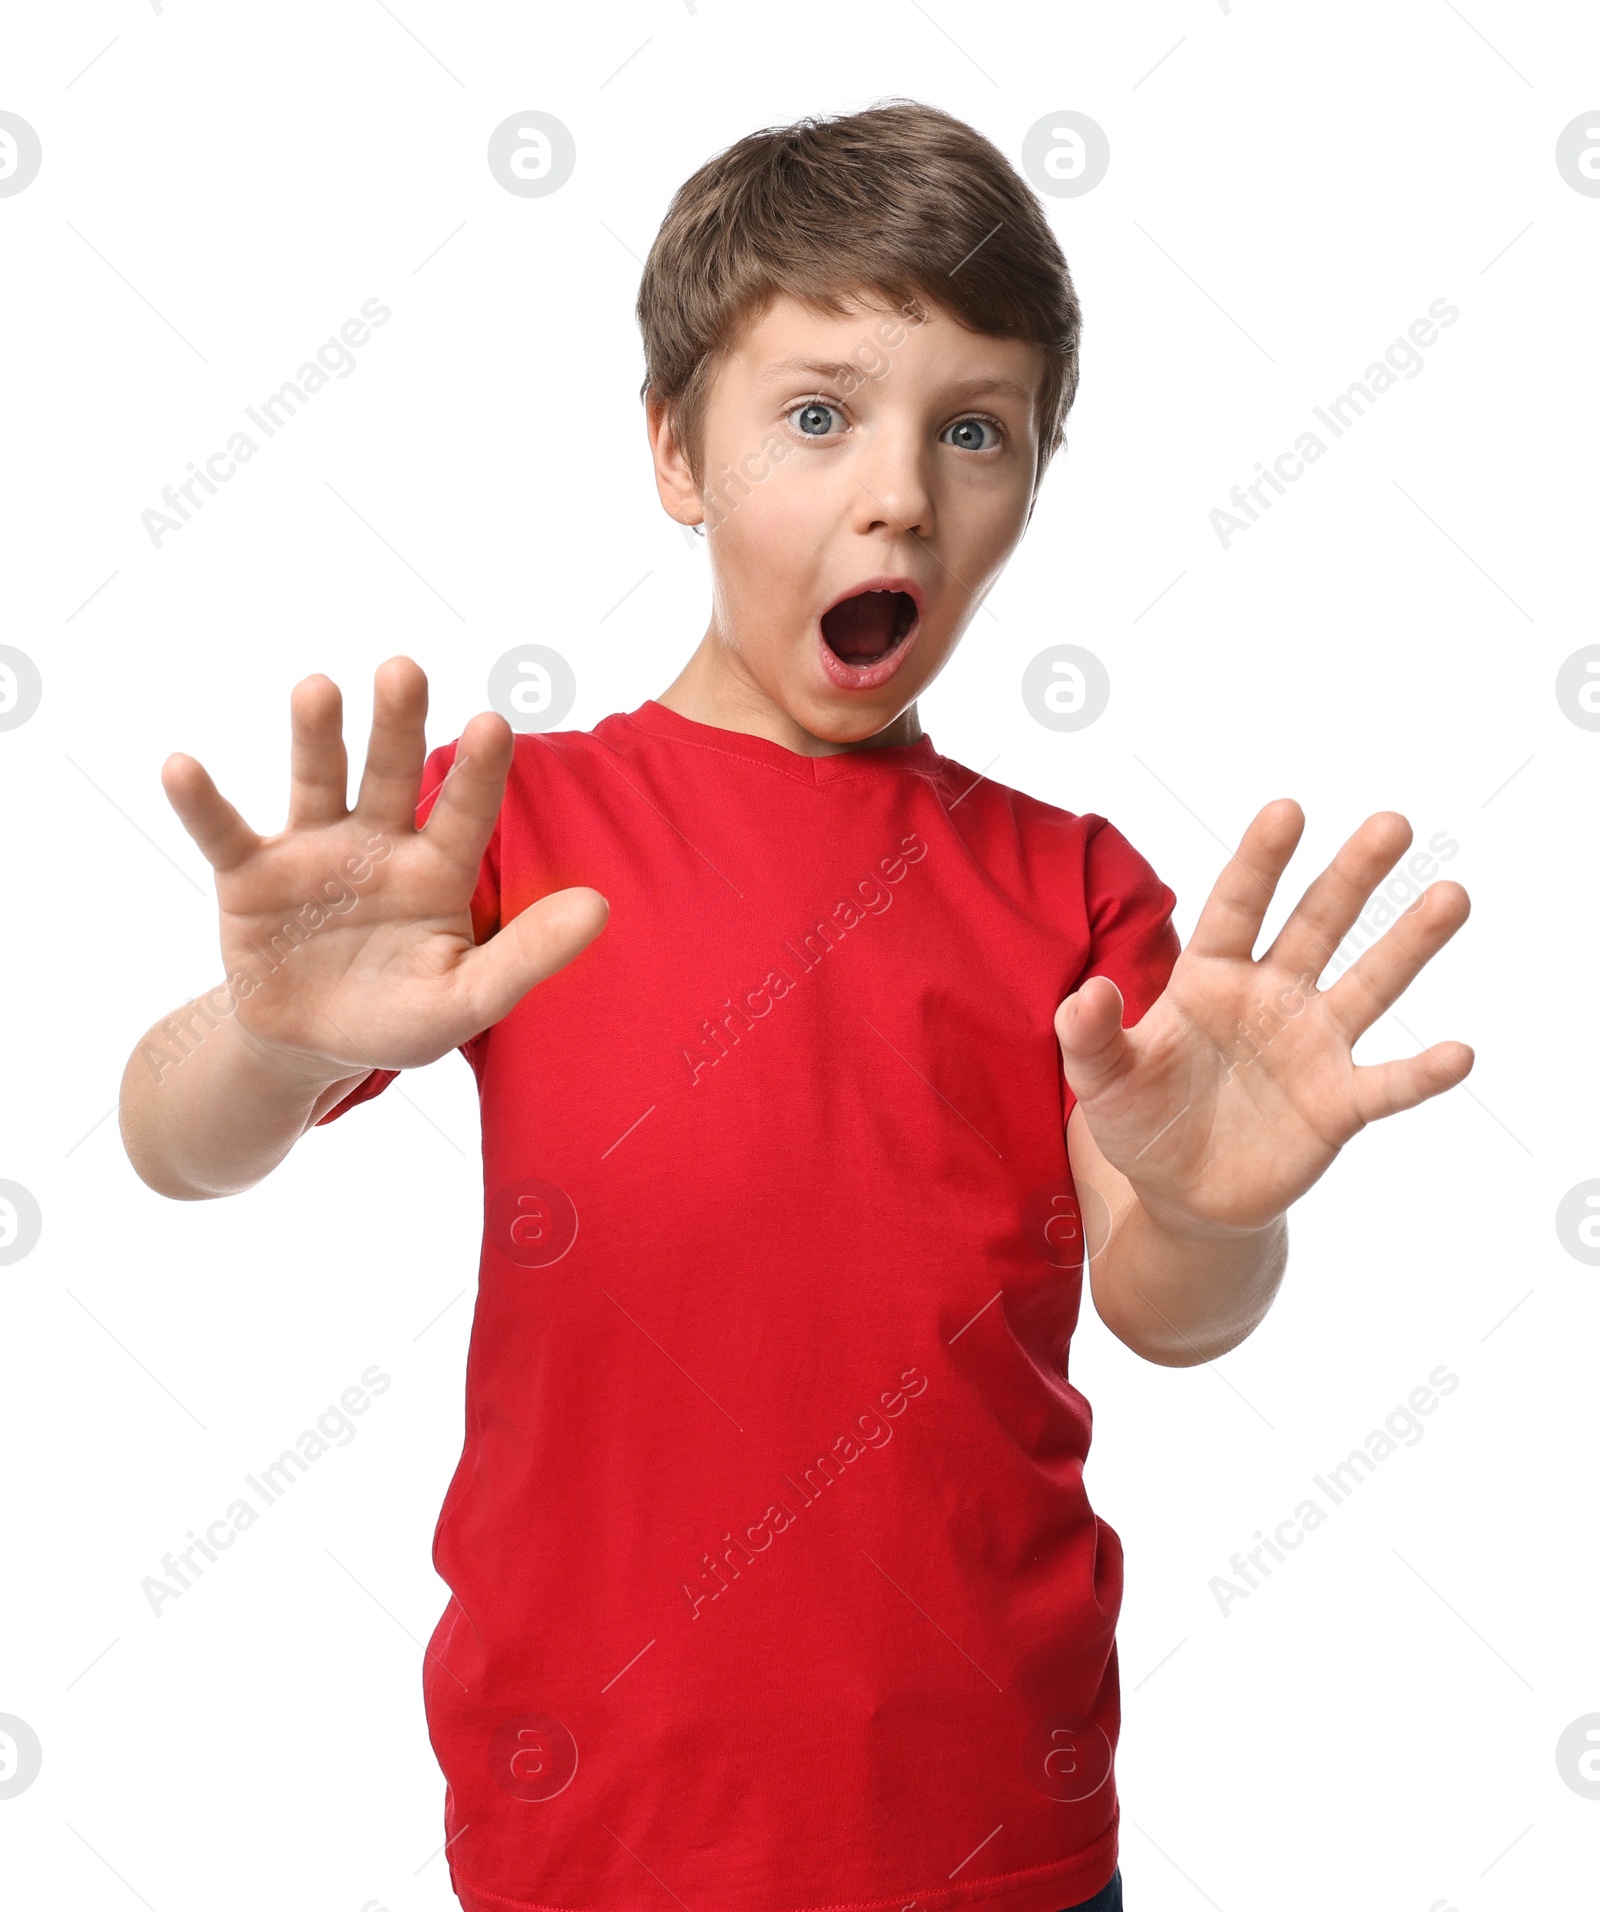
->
[[645, 394, 704, 527]]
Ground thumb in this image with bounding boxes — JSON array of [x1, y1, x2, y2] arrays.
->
[[1054, 974, 1133, 1100], [456, 886, 610, 1032]]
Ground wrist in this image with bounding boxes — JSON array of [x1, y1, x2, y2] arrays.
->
[[1130, 1185, 1287, 1250], [1093, 1198, 1288, 1368], [224, 1005, 366, 1099]]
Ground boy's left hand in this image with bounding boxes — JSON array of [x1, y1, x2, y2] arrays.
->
[[1055, 801, 1472, 1242]]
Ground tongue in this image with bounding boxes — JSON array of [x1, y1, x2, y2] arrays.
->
[[822, 591, 899, 661]]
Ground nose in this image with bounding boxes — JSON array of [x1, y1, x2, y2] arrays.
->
[[849, 420, 935, 543]]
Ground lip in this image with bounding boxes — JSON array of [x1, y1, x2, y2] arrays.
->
[[816, 575, 927, 692]]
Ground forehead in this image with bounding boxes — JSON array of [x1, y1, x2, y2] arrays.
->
[[717, 291, 1046, 405]]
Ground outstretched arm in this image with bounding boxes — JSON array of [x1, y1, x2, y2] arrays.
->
[[120, 657, 607, 1201], [1061, 801, 1471, 1366]]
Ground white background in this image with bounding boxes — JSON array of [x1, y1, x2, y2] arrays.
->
[[2, 3, 1596, 1908]]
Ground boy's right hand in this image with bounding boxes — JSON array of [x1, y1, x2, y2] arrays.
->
[[160, 655, 608, 1089]]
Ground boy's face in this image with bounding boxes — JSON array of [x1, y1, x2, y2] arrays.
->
[[648, 292, 1046, 749]]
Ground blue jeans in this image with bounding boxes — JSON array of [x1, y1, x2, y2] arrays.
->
[[1063, 1869, 1121, 1912]]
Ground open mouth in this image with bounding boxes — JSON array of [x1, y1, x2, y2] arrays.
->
[[820, 587, 919, 668]]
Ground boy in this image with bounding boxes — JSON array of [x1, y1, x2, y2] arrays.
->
[[120, 102, 1471, 1912]]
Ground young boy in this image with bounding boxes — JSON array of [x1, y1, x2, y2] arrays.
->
[[120, 102, 1471, 1912]]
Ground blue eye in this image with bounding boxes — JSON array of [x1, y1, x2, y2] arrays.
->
[[790, 401, 840, 437], [943, 416, 1000, 451]]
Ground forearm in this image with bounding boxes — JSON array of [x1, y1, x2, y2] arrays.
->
[[119, 995, 367, 1201], [1089, 1195, 1288, 1367]]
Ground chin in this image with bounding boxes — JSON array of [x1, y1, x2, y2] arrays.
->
[[790, 682, 916, 747]]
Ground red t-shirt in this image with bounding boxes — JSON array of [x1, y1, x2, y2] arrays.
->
[[318, 699, 1179, 1912]]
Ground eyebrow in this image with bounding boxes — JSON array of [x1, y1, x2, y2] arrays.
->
[[759, 357, 1037, 407], [761, 357, 880, 385]]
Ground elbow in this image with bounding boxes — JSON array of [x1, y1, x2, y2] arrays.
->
[[117, 1083, 225, 1204], [1111, 1314, 1264, 1367]]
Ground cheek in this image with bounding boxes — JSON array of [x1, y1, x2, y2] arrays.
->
[[715, 462, 828, 582], [709, 481, 816, 632], [941, 469, 1030, 579], [759, 460, 840, 538]]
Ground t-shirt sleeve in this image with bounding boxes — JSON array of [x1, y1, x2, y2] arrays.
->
[[314, 737, 502, 1126], [1072, 813, 1181, 1032]]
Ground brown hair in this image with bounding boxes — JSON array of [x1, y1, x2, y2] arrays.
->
[[637, 99, 1081, 494]]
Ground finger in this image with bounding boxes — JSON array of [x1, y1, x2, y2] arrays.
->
[[1352, 1039, 1474, 1124], [1185, 800, 1305, 963], [161, 752, 262, 875], [1260, 811, 1413, 983], [353, 656, 429, 832], [416, 709, 514, 871], [453, 886, 610, 1031], [1054, 974, 1133, 1100], [286, 673, 350, 829], [1319, 880, 1470, 1042]]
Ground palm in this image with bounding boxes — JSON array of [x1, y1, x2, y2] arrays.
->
[[1057, 802, 1472, 1235], [163, 658, 606, 1083]]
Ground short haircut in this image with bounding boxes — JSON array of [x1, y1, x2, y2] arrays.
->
[[637, 99, 1081, 494]]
